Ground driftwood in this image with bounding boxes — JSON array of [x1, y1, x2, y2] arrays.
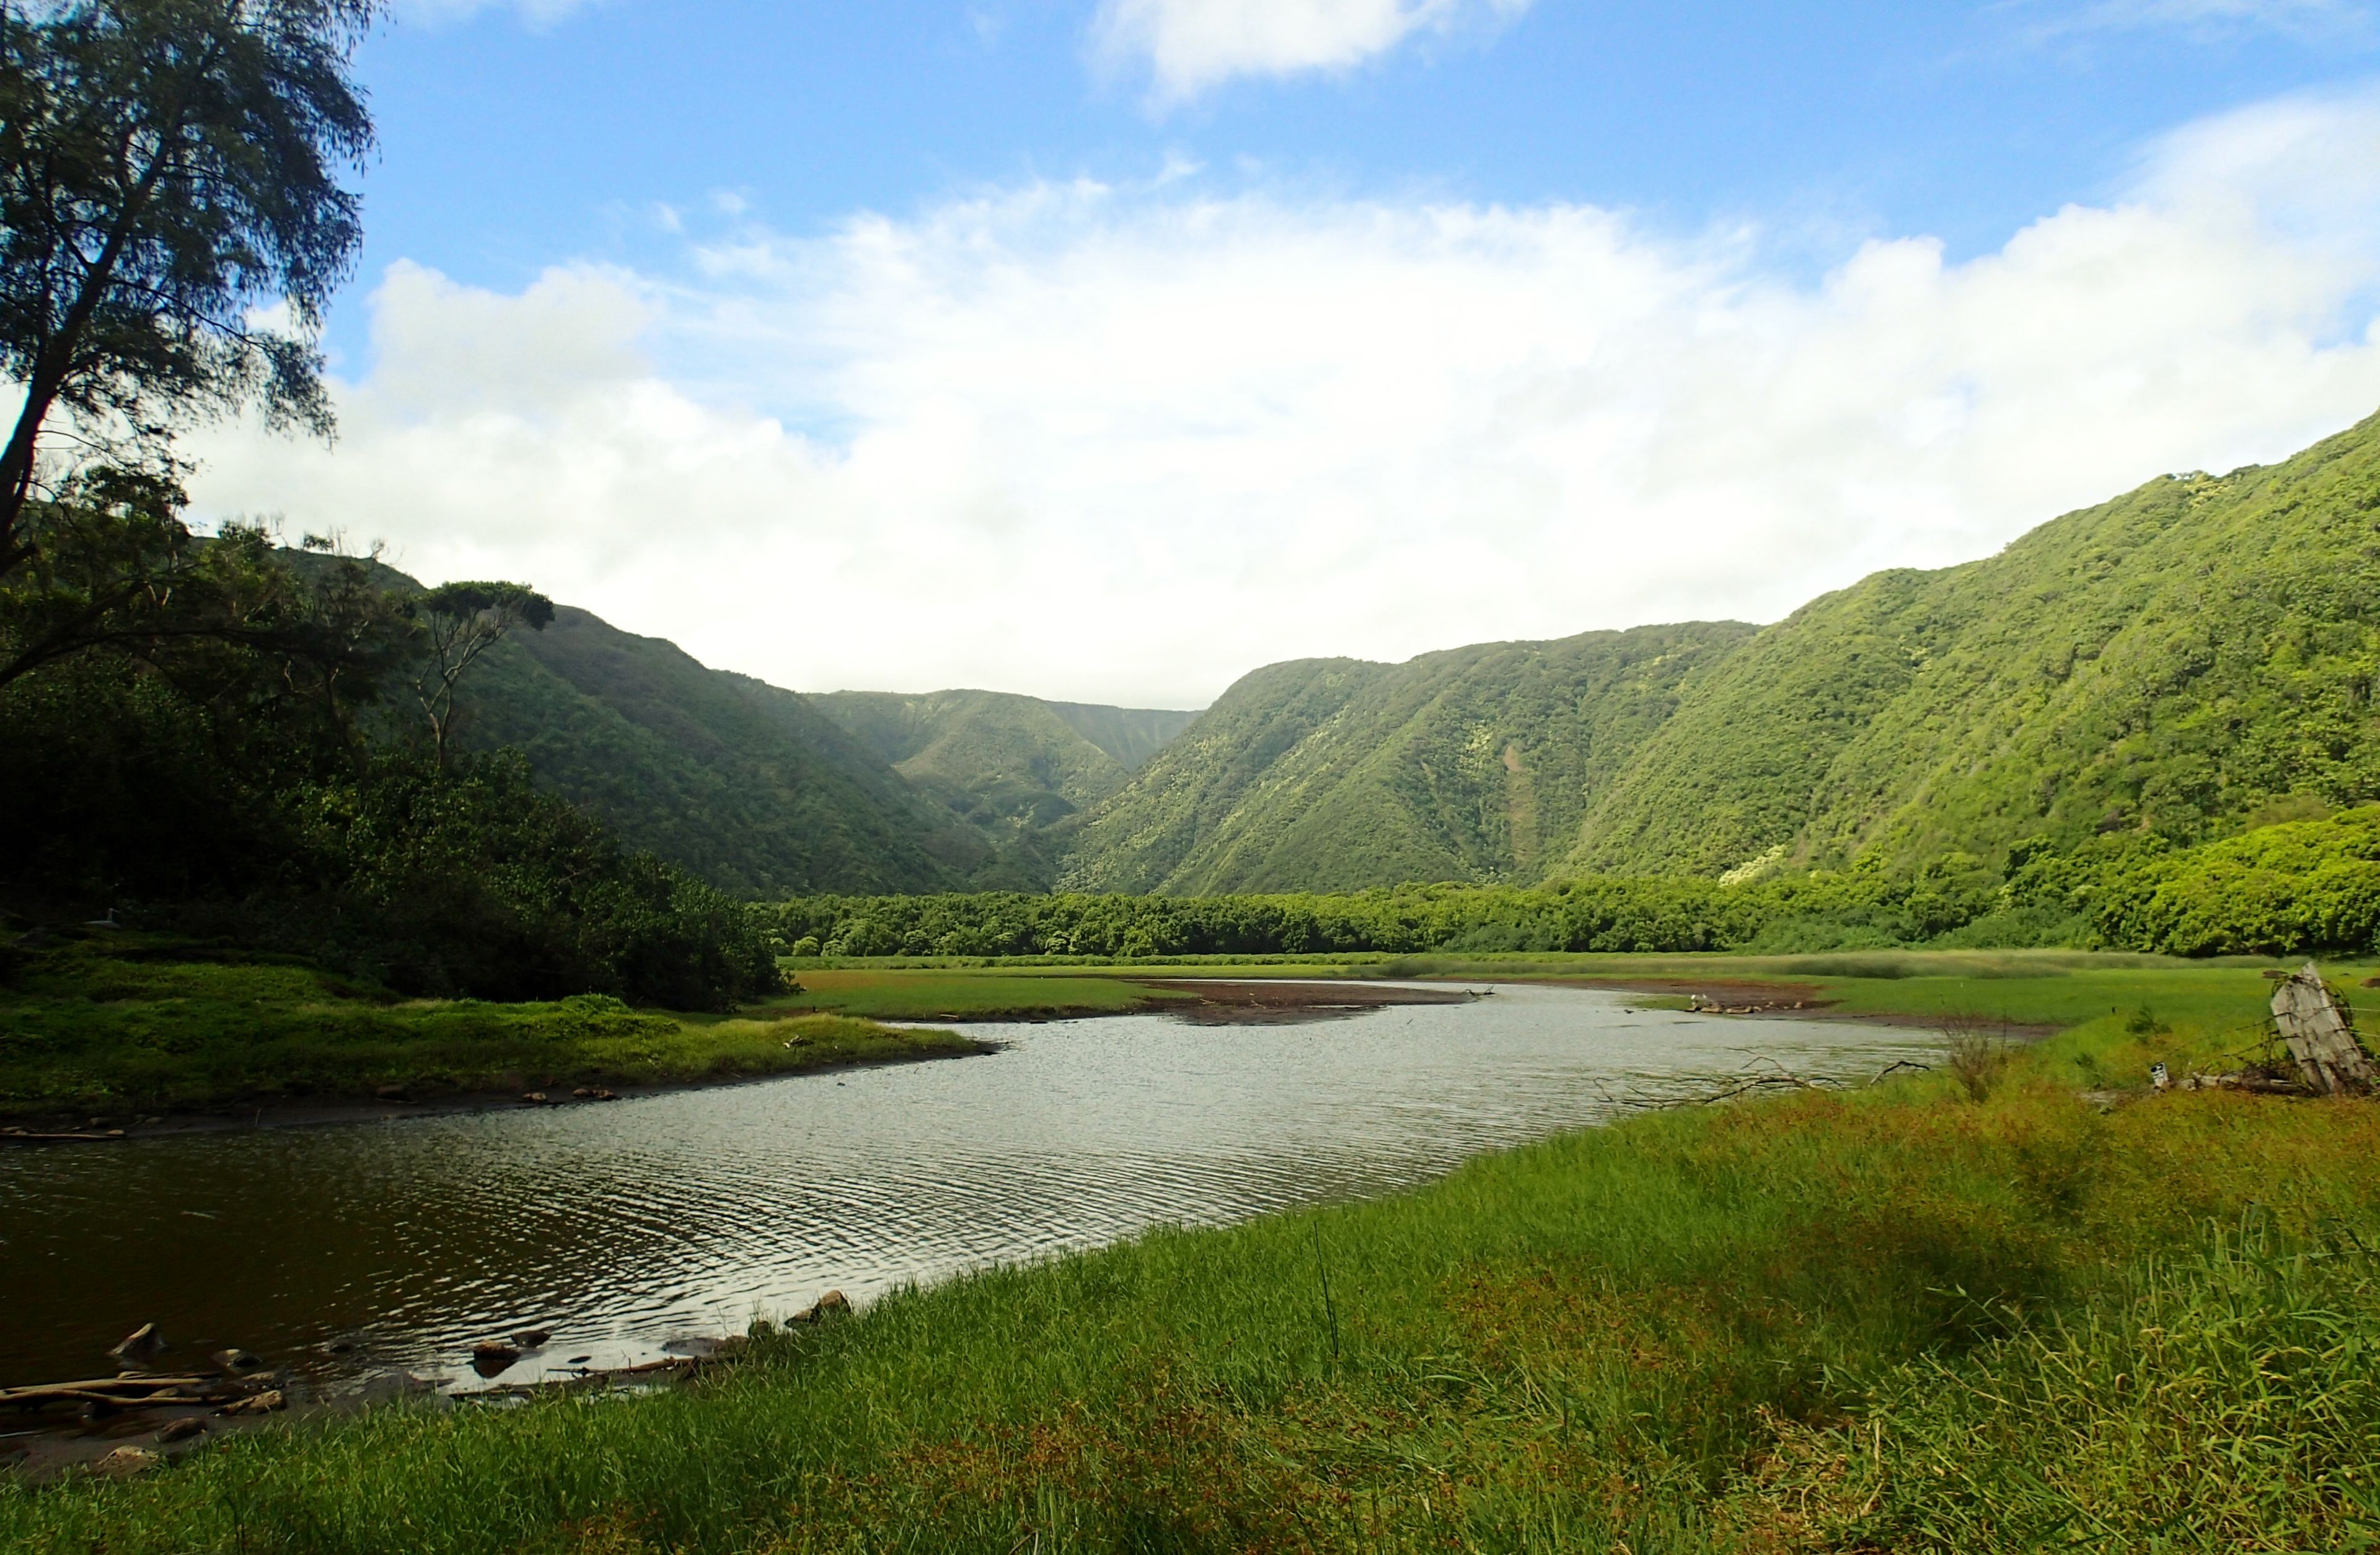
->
[[0, 1376, 235, 1411], [2270, 964, 2378, 1096]]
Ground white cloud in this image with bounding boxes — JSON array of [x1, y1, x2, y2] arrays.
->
[[391, 0, 601, 28], [1092, 0, 1533, 102], [188, 90, 2380, 709], [2020, 0, 2373, 40]]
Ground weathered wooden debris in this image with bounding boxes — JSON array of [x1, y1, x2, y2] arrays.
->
[[1, 1375, 239, 1411], [2270, 963, 2377, 1096], [2180, 1072, 2303, 1095], [107, 1324, 165, 1363]]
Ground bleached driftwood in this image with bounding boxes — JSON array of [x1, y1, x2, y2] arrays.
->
[[2270, 963, 2377, 1096]]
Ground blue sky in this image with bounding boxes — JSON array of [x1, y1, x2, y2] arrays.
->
[[194, 1, 2380, 706], [343, 1, 2376, 335]]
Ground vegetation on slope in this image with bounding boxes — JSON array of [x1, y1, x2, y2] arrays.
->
[[1, 530, 783, 1010], [813, 690, 1196, 888], [1571, 408, 2380, 878], [1058, 623, 1755, 894], [1051, 408, 2380, 896], [11, 968, 2379, 1551], [459, 609, 996, 897]]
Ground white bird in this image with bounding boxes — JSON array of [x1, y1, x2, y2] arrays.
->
[[84, 908, 120, 929]]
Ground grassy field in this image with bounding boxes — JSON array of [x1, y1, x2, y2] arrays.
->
[[0, 939, 986, 1119], [9, 957, 2380, 1549]]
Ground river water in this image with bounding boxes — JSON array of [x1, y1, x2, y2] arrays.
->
[[0, 984, 1933, 1395]]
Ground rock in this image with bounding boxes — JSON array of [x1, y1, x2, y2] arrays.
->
[[108, 1323, 165, 1363], [213, 1348, 265, 1375], [790, 1290, 852, 1324], [509, 1329, 551, 1349], [358, 1371, 434, 1403], [156, 1417, 207, 1444], [470, 1341, 522, 1377], [219, 1390, 284, 1416], [519, 1092, 549, 1106], [95, 1446, 159, 1476]]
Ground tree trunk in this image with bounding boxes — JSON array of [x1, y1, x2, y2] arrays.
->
[[2270, 963, 2376, 1096]]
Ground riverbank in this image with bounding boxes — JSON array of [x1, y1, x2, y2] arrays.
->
[[10, 966, 2380, 1549], [0, 938, 989, 1129], [0, 945, 1485, 1130]]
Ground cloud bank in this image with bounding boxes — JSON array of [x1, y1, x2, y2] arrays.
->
[[188, 90, 2380, 709], [1092, 0, 1533, 102]]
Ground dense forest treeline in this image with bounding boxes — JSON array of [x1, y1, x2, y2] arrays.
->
[[0, 516, 784, 1009], [780, 803, 2380, 959]]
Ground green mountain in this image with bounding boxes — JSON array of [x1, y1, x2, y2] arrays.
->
[[1570, 408, 2380, 878], [1055, 623, 1757, 894], [452, 607, 995, 897], [1063, 407, 2380, 894], [813, 690, 1197, 887]]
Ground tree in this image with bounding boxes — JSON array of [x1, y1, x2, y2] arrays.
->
[[0, 0, 376, 582], [410, 579, 553, 767]]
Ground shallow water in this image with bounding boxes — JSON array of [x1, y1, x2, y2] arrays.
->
[[0, 984, 1933, 1394]]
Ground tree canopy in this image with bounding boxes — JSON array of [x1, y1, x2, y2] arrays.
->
[[0, 0, 376, 578]]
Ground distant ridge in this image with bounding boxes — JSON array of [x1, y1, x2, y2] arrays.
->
[[1060, 406, 2380, 893], [1056, 623, 1755, 894], [813, 690, 1199, 889]]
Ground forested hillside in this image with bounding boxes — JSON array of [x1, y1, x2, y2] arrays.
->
[[1056, 623, 1756, 893], [1060, 408, 2380, 894], [814, 690, 1196, 885], [454, 609, 997, 896], [1570, 408, 2380, 878]]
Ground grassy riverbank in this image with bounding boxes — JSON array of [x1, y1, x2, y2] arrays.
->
[[11, 961, 2380, 1549], [0, 938, 986, 1121]]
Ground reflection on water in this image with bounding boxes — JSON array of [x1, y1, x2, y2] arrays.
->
[[0, 985, 1934, 1391]]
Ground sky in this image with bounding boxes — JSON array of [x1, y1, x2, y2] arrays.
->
[[187, 0, 2380, 709]]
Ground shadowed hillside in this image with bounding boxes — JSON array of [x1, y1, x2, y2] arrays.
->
[[815, 690, 1199, 888], [454, 610, 995, 897]]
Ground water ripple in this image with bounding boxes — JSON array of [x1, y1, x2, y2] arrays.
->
[[0, 984, 1934, 1390]]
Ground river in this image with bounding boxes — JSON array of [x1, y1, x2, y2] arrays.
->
[[0, 983, 1934, 1398]]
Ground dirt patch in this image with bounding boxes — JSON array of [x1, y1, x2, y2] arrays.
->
[[1522, 977, 1831, 1013], [1142, 980, 1478, 1025]]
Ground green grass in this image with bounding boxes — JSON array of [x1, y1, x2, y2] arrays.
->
[[0, 940, 984, 1117], [9, 960, 2380, 1549]]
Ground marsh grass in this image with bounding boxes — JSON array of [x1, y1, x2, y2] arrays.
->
[[11, 980, 2380, 1551], [0, 940, 980, 1115], [1941, 1015, 2016, 1102]]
